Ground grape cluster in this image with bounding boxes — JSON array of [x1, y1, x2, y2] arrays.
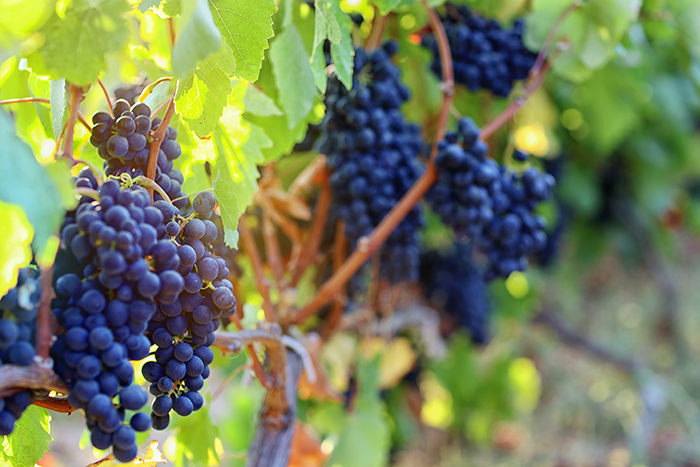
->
[[0, 269, 40, 436], [427, 118, 554, 279], [143, 192, 234, 430], [88, 99, 188, 211], [422, 4, 537, 97], [319, 41, 425, 284], [51, 177, 180, 461], [420, 244, 491, 344], [114, 82, 147, 106]]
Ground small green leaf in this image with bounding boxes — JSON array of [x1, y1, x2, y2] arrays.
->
[[49, 78, 66, 142], [172, 0, 222, 78], [139, 0, 162, 12], [212, 122, 267, 248], [312, 0, 354, 90], [176, 50, 233, 137], [243, 84, 282, 117], [270, 25, 318, 129], [1, 406, 52, 467], [162, 0, 182, 16], [209, 0, 278, 81], [0, 110, 64, 257], [373, 0, 404, 14], [39, 0, 130, 86]]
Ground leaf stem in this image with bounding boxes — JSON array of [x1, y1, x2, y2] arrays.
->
[[530, 0, 581, 78], [62, 85, 84, 160], [96, 79, 113, 114], [365, 7, 389, 50], [146, 90, 176, 201], [0, 97, 50, 105]]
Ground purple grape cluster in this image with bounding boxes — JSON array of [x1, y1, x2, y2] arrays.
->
[[420, 244, 491, 343], [0, 268, 41, 436], [143, 191, 235, 430], [319, 41, 425, 285], [422, 4, 537, 97], [88, 99, 188, 210], [51, 176, 181, 462], [427, 118, 555, 279]]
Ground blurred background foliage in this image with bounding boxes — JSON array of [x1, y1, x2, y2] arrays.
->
[[3, 0, 700, 464]]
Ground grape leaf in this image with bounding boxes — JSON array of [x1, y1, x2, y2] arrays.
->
[[373, 0, 404, 14], [311, 0, 354, 91], [162, 0, 182, 16], [138, 0, 162, 12], [39, 0, 130, 86], [242, 123, 274, 163], [0, 201, 33, 299], [0, 406, 52, 467], [269, 25, 319, 129], [212, 123, 263, 248], [326, 358, 390, 467], [0, 110, 64, 257], [175, 49, 234, 137], [209, 0, 278, 81], [49, 78, 66, 142], [172, 402, 220, 466], [243, 84, 282, 117], [172, 0, 222, 78]]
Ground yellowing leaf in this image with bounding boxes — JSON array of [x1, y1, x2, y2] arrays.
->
[[86, 441, 165, 467], [360, 337, 417, 389], [0, 200, 33, 299], [322, 333, 357, 392]]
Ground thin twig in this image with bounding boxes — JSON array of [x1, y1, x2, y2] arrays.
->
[[146, 90, 176, 200], [262, 211, 286, 290], [96, 79, 113, 114], [322, 221, 347, 339], [228, 314, 271, 389], [480, 60, 552, 140], [239, 217, 277, 322], [0, 97, 50, 105], [62, 85, 84, 160], [77, 111, 91, 132], [168, 17, 176, 52], [36, 267, 54, 360], [290, 176, 331, 286], [533, 309, 640, 374], [530, 0, 582, 77], [211, 363, 252, 402]]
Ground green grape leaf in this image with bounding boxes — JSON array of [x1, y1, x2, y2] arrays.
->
[[0, 406, 52, 467], [311, 42, 328, 94], [269, 25, 318, 129], [44, 159, 79, 212], [312, 0, 354, 90], [175, 49, 234, 137], [373, 0, 404, 14], [242, 123, 274, 162], [0, 110, 64, 257], [243, 84, 282, 117], [172, 402, 220, 466], [162, 0, 182, 16], [139, 0, 162, 12], [0, 201, 33, 299], [327, 358, 390, 467], [212, 121, 271, 248], [172, 0, 222, 78], [49, 78, 66, 142], [39, 0, 130, 86], [209, 0, 277, 81]]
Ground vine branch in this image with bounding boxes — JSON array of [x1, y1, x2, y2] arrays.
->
[[239, 217, 277, 323], [96, 79, 113, 114], [0, 363, 68, 398], [0, 97, 50, 106]]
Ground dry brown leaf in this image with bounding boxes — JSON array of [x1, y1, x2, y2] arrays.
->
[[299, 333, 344, 402], [288, 422, 327, 467]]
